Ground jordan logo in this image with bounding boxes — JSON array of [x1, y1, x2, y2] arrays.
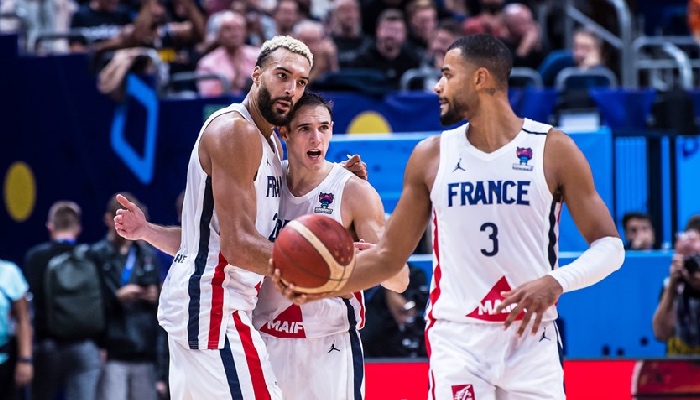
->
[[539, 327, 550, 342], [328, 343, 340, 353], [453, 158, 465, 172]]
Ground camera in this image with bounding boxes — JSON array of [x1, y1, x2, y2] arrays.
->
[[684, 254, 700, 274]]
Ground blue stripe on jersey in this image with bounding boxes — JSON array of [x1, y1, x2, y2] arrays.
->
[[553, 320, 565, 394], [547, 200, 558, 269], [343, 298, 364, 400], [220, 336, 245, 400], [187, 176, 215, 348], [523, 127, 548, 135]]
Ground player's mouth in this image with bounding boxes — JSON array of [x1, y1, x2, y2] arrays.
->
[[307, 149, 322, 161], [439, 99, 448, 111], [275, 100, 291, 112]]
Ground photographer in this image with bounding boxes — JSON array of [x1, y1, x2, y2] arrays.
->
[[652, 215, 700, 356]]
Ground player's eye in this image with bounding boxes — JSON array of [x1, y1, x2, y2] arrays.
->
[[298, 80, 308, 88], [277, 72, 286, 79]]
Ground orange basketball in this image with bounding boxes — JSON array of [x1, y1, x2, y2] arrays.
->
[[272, 214, 356, 294]]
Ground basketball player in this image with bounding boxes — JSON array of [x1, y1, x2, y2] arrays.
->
[[115, 92, 402, 400], [278, 34, 625, 399], [255, 92, 409, 400], [114, 36, 313, 400]]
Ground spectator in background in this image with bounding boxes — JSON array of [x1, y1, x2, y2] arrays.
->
[[68, 0, 133, 52], [261, 0, 299, 40], [360, 0, 410, 37], [362, 264, 429, 358], [352, 9, 422, 90], [689, 0, 700, 44], [292, 20, 338, 83], [0, 259, 32, 400], [622, 212, 657, 250], [463, 0, 508, 38], [502, 3, 544, 69], [406, 0, 437, 52], [229, 0, 265, 46], [423, 19, 462, 69], [652, 215, 700, 356], [23, 201, 102, 400], [91, 193, 162, 400], [197, 11, 260, 96], [329, 0, 372, 69], [572, 27, 604, 70]]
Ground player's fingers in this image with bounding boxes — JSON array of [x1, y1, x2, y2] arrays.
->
[[531, 312, 544, 335], [516, 308, 532, 337], [502, 300, 525, 328], [115, 194, 135, 210], [346, 154, 361, 165], [494, 290, 520, 313]]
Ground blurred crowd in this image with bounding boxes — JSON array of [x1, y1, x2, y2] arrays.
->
[[3, 0, 686, 96]]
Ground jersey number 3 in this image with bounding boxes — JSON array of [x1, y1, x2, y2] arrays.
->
[[480, 222, 499, 256]]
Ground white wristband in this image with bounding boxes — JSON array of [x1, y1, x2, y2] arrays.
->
[[548, 236, 625, 293]]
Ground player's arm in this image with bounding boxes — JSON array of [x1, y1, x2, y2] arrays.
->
[[545, 129, 624, 292], [336, 137, 437, 294], [496, 129, 624, 336], [342, 177, 409, 293], [114, 194, 182, 256], [200, 117, 273, 275]]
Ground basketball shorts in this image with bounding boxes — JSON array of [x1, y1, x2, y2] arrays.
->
[[262, 330, 365, 400], [426, 320, 565, 400], [168, 310, 282, 400]]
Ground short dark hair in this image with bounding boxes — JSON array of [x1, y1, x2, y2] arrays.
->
[[48, 201, 81, 230], [436, 19, 463, 37], [447, 34, 512, 87], [622, 212, 652, 230], [377, 8, 405, 26], [288, 92, 333, 126], [686, 215, 700, 232]]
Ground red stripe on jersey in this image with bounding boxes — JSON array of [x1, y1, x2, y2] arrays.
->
[[354, 292, 365, 329], [425, 210, 442, 359], [233, 311, 272, 400], [207, 253, 227, 348]]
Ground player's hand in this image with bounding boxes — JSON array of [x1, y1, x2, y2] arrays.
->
[[15, 361, 32, 386], [495, 275, 563, 337], [270, 267, 334, 305], [354, 240, 374, 253], [114, 194, 148, 240], [341, 154, 368, 180]]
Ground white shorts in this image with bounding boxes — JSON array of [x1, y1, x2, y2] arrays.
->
[[262, 330, 365, 400], [426, 320, 565, 400], [168, 311, 282, 400]]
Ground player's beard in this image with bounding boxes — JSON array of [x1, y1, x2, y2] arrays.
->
[[258, 83, 293, 126], [439, 98, 467, 126]]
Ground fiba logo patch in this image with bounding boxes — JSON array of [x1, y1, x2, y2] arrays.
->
[[314, 192, 335, 214], [452, 384, 475, 400], [512, 147, 534, 171]]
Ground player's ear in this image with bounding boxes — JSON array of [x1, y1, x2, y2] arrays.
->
[[251, 66, 262, 85], [474, 67, 487, 89]]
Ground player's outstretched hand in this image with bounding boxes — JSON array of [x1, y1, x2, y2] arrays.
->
[[495, 275, 563, 337], [269, 264, 334, 305], [114, 193, 147, 241], [341, 154, 368, 181]]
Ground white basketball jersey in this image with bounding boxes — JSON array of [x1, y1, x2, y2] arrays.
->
[[427, 118, 561, 325], [158, 102, 284, 350], [253, 163, 366, 338]]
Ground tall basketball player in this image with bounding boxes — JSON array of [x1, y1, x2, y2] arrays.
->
[[114, 36, 313, 399], [279, 34, 625, 399], [255, 92, 408, 400]]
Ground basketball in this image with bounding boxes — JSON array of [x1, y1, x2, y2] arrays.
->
[[272, 214, 356, 294]]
